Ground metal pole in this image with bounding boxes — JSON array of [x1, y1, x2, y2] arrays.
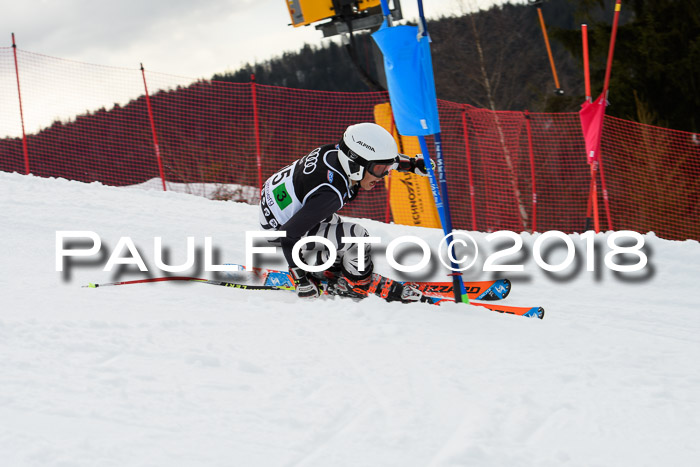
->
[[536, 8, 563, 95], [582, 24, 591, 102]]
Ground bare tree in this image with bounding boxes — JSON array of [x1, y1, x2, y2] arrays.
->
[[436, 0, 532, 229]]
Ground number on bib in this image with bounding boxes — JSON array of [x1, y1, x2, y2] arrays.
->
[[273, 183, 292, 210]]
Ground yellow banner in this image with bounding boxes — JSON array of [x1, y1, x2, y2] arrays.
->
[[373, 103, 441, 228]]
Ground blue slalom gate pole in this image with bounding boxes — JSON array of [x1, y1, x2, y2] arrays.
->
[[374, 0, 468, 302], [418, 135, 467, 303], [416, 0, 467, 303]]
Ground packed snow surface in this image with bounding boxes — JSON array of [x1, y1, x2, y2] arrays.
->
[[1, 172, 699, 467]]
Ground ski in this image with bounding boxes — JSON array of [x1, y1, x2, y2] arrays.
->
[[231, 267, 541, 318], [225, 264, 511, 301], [420, 294, 544, 319], [84, 276, 543, 319], [470, 301, 545, 319]]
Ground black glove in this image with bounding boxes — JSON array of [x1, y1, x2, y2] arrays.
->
[[412, 156, 433, 176], [396, 154, 433, 176], [385, 281, 423, 303], [289, 267, 320, 299]]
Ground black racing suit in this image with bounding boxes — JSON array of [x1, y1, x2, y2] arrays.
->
[[259, 144, 365, 275]]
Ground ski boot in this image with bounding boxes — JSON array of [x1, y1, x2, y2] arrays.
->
[[325, 272, 372, 300]]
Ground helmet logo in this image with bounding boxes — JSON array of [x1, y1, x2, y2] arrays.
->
[[352, 135, 375, 152]]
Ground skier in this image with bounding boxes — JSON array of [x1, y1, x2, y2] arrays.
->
[[258, 122, 431, 302]]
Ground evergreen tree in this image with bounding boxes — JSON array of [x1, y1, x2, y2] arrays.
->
[[553, 0, 700, 132], [212, 41, 376, 92]]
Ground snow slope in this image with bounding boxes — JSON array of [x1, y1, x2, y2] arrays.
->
[[1, 171, 699, 467]]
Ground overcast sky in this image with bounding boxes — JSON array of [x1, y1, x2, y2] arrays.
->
[[3, 0, 518, 79], [1, 0, 521, 137]]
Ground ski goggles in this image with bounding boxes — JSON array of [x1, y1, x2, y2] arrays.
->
[[365, 161, 398, 178], [338, 139, 397, 178]]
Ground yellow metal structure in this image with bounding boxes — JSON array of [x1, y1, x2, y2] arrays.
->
[[286, 0, 381, 27]]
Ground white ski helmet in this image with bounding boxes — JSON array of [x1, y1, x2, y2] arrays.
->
[[337, 122, 398, 181]]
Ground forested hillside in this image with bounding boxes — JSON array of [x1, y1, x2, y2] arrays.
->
[[215, 0, 699, 132], [215, 1, 584, 113]]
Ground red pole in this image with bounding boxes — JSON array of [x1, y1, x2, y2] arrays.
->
[[140, 64, 166, 191], [597, 0, 621, 230], [602, 0, 622, 98], [591, 164, 600, 232], [582, 24, 591, 102], [582, 22, 598, 230], [11, 33, 30, 175], [251, 74, 263, 191], [586, 176, 593, 218], [597, 158, 613, 230], [460, 106, 477, 231], [524, 110, 537, 233]]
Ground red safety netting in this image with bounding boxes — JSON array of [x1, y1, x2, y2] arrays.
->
[[600, 116, 700, 240], [439, 103, 593, 234], [2, 47, 699, 241]]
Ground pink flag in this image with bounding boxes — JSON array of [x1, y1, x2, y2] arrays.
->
[[579, 93, 606, 164]]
